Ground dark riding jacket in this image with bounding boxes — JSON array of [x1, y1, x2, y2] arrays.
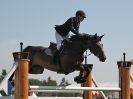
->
[[55, 17, 80, 37]]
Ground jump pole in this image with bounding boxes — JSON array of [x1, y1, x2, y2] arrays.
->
[[117, 53, 131, 99], [13, 43, 29, 99]]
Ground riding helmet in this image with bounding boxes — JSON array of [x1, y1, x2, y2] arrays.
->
[[76, 10, 87, 18]]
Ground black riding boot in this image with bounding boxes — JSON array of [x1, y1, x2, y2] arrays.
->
[[53, 50, 60, 65]]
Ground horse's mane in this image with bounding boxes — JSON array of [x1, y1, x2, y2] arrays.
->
[[70, 33, 94, 41]]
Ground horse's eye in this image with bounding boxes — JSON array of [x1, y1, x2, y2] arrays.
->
[[97, 42, 103, 47]]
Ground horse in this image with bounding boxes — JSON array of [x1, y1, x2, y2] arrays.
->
[[13, 33, 106, 83]]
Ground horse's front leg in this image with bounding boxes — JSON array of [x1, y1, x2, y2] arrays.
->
[[74, 64, 86, 83], [82, 64, 93, 82], [74, 64, 92, 83]]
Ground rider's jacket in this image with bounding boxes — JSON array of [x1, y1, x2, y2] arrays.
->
[[55, 17, 80, 37]]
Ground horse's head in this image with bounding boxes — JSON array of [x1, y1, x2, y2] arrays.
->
[[69, 33, 106, 62], [88, 33, 106, 62]]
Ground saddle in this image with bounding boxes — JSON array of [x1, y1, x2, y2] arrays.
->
[[48, 39, 71, 56], [47, 40, 71, 73]]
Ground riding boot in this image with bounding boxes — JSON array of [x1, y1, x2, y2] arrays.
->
[[53, 50, 60, 65]]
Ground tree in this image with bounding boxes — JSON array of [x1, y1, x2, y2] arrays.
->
[[57, 77, 73, 97], [59, 77, 70, 86], [0, 69, 8, 96], [46, 77, 57, 86], [0, 69, 7, 82], [2, 69, 7, 77], [29, 79, 47, 86]]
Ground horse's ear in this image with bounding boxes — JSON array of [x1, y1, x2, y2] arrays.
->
[[94, 33, 98, 40], [99, 34, 104, 40], [94, 33, 97, 37]]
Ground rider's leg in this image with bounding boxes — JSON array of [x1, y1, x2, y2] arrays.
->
[[55, 31, 63, 50], [54, 31, 63, 65], [62, 34, 69, 41]]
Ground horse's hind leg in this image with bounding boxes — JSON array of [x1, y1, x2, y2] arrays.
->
[[29, 65, 44, 74]]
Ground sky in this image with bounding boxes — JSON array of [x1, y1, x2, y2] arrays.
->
[[0, 0, 133, 84]]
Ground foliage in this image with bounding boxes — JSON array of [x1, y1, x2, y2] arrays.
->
[[29, 76, 57, 86], [0, 69, 7, 82], [2, 69, 7, 76], [29, 79, 46, 86], [46, 77, 57, 86], [59, 77, 70, 86]]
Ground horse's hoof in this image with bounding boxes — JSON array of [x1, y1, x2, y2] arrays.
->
[[74, 76, 86, 83], [74, 76, 79, 82]]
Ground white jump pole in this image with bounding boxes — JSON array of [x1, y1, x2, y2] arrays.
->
[[29, 86, 121, 91]]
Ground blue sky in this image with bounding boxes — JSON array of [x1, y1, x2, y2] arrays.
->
[[0, 0, 133, 84]]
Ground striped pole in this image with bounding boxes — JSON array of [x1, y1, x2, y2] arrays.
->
[[117, 53, 131, 99]]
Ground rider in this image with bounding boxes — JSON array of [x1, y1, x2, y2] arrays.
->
[[55, 10, 87, 52]]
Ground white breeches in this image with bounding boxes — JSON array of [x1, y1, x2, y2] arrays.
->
[[55, 31, 69, 50]]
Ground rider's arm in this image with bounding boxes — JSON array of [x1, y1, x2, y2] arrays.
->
[[68, 18, 80, 35]]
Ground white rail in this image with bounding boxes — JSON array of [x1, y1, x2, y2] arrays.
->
[[30, 86, 121, 91], [0, 96, 82, 99], [29, 89, 83, 93]]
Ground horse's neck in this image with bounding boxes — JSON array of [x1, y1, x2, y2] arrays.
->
[[67, 40, 87, 55]]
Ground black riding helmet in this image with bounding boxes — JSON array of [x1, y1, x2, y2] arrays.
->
[[76, 10, 87, 18]]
